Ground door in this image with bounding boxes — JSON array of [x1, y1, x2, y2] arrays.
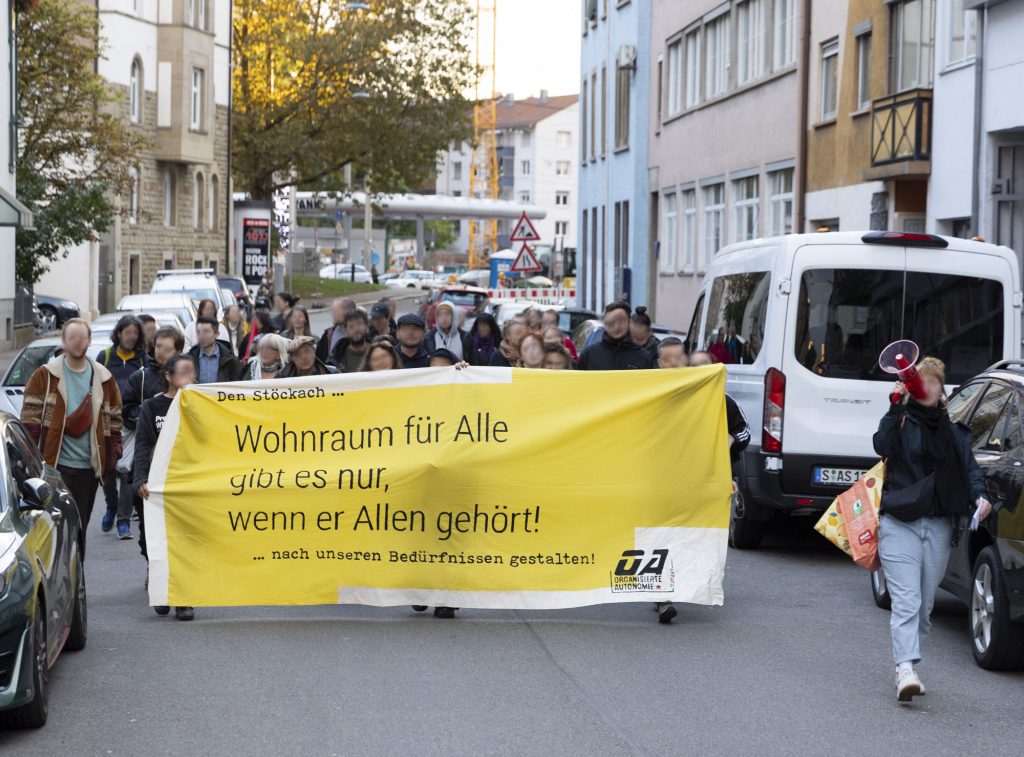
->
[[98, 242, 115, 314], [995, 144, 1024, 258]]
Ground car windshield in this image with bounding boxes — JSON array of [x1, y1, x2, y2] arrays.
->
[[441, 292, 485, 308], [794, 269, 1004, 384], [3, 345, 58, 386]]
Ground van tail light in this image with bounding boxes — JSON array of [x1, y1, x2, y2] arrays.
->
[[762, 368, 786, 454]]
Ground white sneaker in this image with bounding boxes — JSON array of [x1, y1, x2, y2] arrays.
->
[[896, 669, 925, 702]]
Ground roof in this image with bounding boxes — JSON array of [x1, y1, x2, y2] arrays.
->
[[495, 95, 578, 130]]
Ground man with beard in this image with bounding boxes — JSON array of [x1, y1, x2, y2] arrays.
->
[[394, 314, 431, 368], [20, 319, 123, 559], [328, 309, 371, 372]]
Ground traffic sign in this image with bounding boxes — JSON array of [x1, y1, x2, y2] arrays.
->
[[509, 212, 541, 242], [510, 244, 543, 273]]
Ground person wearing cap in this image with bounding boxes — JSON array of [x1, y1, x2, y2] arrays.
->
[[328, 309, 371, 373], [369, 301, 395, 340], [425, 301, 468, 361], [394, 314, 431, 369], [276, 336, 335, 378]]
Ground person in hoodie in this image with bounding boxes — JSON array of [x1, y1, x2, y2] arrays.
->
[[20, 318, 122, 559], [134, 354, 197, 621], [188, 317, 243, 383], [117, 325, 184, 543], [328, 309, 371, 372], [243, 333, 290, 380], [465, 313, 499, 366], [394, 314, 431, 369], [277, 336, 336, 378], [577, 301, 654, 371], [425, 301, 468, 361], [97, 314, 147, 539]]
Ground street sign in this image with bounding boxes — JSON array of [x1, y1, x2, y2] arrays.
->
[[510, 244, 543, 273], [371, 252, 380, 266], [509, 212, 541, 242]]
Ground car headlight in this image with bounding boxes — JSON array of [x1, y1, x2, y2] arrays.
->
[[0, 561, 17, 597], [60, 300, 79, 310]]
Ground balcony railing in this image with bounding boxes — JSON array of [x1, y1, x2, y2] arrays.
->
[[870, 89, 932, 167]]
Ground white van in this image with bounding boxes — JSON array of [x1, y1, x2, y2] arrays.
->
[[684, 231, 1022, 548]]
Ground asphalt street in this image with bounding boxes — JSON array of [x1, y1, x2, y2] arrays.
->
[[1, 297, 1022, 755]]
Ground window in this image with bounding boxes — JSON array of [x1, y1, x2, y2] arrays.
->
[[660, 192, 678, 273], [163, 169, 176, 227], [855, 33, 871, 109], [890, 0, 935, 93], [820, 40, 839, 120], [684, 293, 706, 355], [591, 71, 598, 159], [948, 0, 977, 65], [128, 167, 140, 225], [967, 383, 1012, 447], [519, 191, 531, 204], [600, 65, 607, 156], [556, 191, 569, 206], [681, 189, 696, 271], [556, 160, 571, 176], [452, 161, 462, 181], [733, 176, 759, 242], [666, 38, 683, 116], [684, 29, 701, 108], [768, 168, 793, 236], [521, 160, 531, 175], [580, 78, 588, 161], [773, 0, 796, 69], [190, 68, 204, 130], [556, 130, 572, 148], [194, 172, 204, 229], [187, 0, 195, 26], [702, 183, 724, 270], [705, 15, 729, 98], [198, 0, 207, 30], [975, 393, 1020, 454], [130, 57, 142, 124], [555, 221, 569, 236], [947, 381, 986, 425], [701, 272, 771, 363], [209, 175, 220, 231], [614, 65, 630, 150], [793, 269, 1003, 383], [737, 0, 764, 85]]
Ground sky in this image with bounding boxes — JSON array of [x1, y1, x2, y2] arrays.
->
[[485, 0, 581, 100]]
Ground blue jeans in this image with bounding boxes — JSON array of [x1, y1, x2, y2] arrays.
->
[[878, 514, 952, 665]]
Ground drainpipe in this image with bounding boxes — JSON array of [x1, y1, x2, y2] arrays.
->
[[794, 0, 812, 233], [970, 7, 985, 239], [226, 0, 234, 273]]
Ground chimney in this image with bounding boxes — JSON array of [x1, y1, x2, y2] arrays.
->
[[539, 89, 549, 104], [504, 93, 515, 107]]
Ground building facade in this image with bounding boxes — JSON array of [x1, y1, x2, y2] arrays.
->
[[436, 93, 579, 256], [577, 0, 653, 312], [648, 0, 801, 329], [37, 0, 231, 317]]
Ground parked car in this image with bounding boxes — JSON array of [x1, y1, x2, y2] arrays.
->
[[418, 285, 491, 328], [217, 275, 255, 313], [0, 413, 87, 727], [320, 263, 372, 283], [0, 338, 106, 418], [457, 269, 491, 288], [117, 293, 198, 327], [683, 231, 1022, 549], [557, 307, 598, 336], [89, 311, 186, 345], [33, 295, 80, 328], [150, 269, 230, 311], [870, 359, 1024, 670], [385, 270, 440, 289], [492, 300, 549, 326]]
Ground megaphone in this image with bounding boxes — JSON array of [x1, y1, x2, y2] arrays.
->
[[879, 340, 925, 403]]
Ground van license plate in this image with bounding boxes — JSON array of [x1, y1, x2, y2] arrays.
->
[[813, 467, 866, 486]]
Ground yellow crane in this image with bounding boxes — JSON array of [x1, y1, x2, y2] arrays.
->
[[468, 0, 498, 270]]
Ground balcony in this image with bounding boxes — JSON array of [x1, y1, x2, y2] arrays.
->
[[866, 89, 932, 180]]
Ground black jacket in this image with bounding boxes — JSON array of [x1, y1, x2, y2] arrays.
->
[[873, 404, 987, 516], [316, 325, 344, 364], [396, 344, 431, 369], [121, 359, 163, 432], [275, 359, 336, 378], [577, 332, 654, 371], [188, 340, 243, 383], [133, 393, 174, 490], [725, 394, 751, 464], [98, 346, 147, 394]]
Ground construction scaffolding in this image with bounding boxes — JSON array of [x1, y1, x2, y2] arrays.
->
[[468, 0, 498, 270]]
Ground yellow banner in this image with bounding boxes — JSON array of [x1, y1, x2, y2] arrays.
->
[[146, 366, 732, 608]]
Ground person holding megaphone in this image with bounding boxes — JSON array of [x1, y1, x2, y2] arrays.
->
[[873, 347, 992, 703]]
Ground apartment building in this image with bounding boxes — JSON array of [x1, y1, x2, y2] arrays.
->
[[649, 0, 801, 328], [578, 0, 653, 312], [37, 0, 231, 316]]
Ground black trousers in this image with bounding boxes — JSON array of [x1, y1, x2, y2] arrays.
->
[[57, 465, 100, 560], [102, 471, 119, 511]]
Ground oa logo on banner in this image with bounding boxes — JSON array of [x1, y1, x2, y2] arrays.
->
[[610, 549, 675, 593]]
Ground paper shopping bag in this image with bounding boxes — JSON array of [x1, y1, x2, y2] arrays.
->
[[814, 461, 885, 570]]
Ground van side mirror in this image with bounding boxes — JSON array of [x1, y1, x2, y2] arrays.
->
[[19, 478, 53, 511]]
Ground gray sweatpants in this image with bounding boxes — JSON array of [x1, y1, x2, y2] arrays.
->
[[877, 514, 952, 665]]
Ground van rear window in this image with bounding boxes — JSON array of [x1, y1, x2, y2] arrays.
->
[[794, 269, 1003, 384]]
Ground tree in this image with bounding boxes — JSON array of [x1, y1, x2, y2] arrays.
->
[[233, 0, 475, 199], [15, 2, 145, 283]]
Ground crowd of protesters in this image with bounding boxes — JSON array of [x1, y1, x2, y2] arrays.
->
[[18, 290, 748, 625]]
